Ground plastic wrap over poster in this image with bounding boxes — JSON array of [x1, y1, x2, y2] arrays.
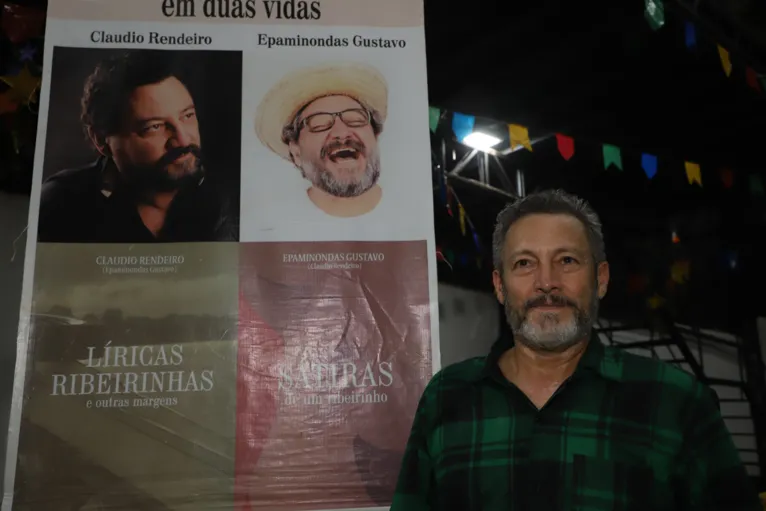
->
[[3, 0, 438, 510]]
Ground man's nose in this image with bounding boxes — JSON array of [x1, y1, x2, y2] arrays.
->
[[534, 262, 562, 293], [168, 123, 193, 147], [328, 115, 353, 139]]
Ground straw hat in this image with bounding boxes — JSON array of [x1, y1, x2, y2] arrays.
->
[[255, 62, 388, 161]]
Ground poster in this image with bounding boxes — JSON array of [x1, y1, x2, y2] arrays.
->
[[4, 0, 438, 510]]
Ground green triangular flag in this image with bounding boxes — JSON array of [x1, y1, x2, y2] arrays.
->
[[603, 144, 623, 171], [750, 174, 764, 196], [644, 0, 665, 30], [429, 106, 441, 133]]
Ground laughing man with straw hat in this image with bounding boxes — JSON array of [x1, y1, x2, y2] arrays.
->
[[255, 62, 388, 218]]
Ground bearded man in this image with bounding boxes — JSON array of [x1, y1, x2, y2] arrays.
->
[[392, 189, 760, 510], [38, 50, 238, 243], [255, 62, 386, 218]]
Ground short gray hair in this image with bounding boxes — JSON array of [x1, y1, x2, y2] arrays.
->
[[492, 189, 606, 274]]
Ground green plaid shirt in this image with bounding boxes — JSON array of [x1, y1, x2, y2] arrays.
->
[[392, 333, 761, 510]]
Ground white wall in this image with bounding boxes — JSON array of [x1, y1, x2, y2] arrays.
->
[[437, 284, 500, 366], [0, 193, 29, 493]]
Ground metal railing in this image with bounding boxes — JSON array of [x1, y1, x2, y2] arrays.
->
[[595, 314, 765, 490]]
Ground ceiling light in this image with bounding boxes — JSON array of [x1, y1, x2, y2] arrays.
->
[[462, 131, 501, 152]]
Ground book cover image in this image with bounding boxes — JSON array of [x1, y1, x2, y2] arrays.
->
[[236, 241, 433, 510], [13, 243, 239, 510]]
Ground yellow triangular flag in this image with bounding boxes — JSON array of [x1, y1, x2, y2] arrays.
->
[[648, 293, 666, 310], [685, 161, 702, 186], [509, 124, 533, 151], [718, 45, 732, 76], [671, 260, 690, 284]]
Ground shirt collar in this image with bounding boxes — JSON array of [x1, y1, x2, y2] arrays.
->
[[477, 329, 622, 384]]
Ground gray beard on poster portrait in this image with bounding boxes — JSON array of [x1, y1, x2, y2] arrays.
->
[[36, 155, 239, 243]]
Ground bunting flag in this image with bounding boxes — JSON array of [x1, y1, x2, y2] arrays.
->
[[0, 65, 41, 105], [671, 260, 691, 284], [648, 293, 666, 309], [0, 90, 20, 115], [684, 22, 696, 49], [642, 153, 658, 179], [685, 161, 702, 186], [718, 45, 732, 76], [472, 232, 481, 250], [602, 144, 623, 171], [429, 106, 441, 132], [556, 134, 575, 161], [509, 124, 533, 151], [721, 168, 734, 189], [644, 0, 665, 30], [451, 112, 475, 142], [750, 174, 765, 196], [745, 67, 761, 92], [434, 106, 753, 197], [458, 203, 466, 235]]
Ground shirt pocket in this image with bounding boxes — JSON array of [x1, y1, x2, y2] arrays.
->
[[570, 454, 657, 511]]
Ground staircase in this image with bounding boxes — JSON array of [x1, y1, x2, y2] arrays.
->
[[595, 313, 766, 492]]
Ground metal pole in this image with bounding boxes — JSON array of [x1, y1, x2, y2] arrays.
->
[[450, 149, 479, 176], [447, 174, 515, 199], [516, 168, 526, 198]]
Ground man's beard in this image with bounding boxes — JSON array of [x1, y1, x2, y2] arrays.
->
[[503, 285, 598, 352], [120, 144, 204, 195], [300, 138, 380, 198]]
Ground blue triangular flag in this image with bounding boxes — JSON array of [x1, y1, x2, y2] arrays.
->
[[642, 153, 658, 179], [685, 22, 696, 48], [452, 112, 475, 142]]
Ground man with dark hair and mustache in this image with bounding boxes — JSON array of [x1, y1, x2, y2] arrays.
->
[[37, 50, 238, 243], [392, 189, 761, 510], [255, 62, 386, 218]]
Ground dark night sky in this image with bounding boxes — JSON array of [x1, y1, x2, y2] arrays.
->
[[425, 0, 766, 330]]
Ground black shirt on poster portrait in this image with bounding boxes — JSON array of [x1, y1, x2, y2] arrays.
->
[[37, 156, 239, 243]]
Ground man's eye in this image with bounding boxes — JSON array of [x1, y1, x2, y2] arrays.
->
[[562, 256, 577, 264], [514, 259, 530, 268], [142, 123, 162, 133]]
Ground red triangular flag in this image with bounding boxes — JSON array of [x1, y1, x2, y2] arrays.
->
[[556, 134, 575, 161], [721, 168, 734, 189], [746, 67, 761, 92]]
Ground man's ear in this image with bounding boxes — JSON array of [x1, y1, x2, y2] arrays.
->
[[596, 261, 610, 299], [86, 127, 109, 157], [492, 270, 505, 305], [288, 141, 302, 167]]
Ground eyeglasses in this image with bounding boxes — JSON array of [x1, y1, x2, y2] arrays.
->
[[299, 108, 370, 133]]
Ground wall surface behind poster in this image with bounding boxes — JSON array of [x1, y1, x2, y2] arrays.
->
[[3, 1, 438, 510]]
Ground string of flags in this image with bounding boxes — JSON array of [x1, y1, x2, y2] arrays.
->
[[645, 0, 765, 94], [432, 142, 486, 272], [428, 105, 766, 196]]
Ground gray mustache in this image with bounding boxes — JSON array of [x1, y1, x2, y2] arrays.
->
[[524, 294, 578, 310]]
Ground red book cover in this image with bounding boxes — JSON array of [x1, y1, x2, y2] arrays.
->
[[236, 241, 433, 510]]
